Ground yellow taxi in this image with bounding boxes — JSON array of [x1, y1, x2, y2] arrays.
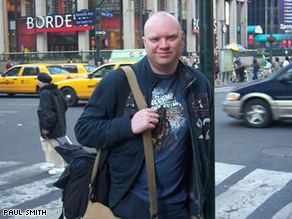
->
[[0, 63, 82, 96], [59, 63, 98, 74], [55, 61, 136, 106]]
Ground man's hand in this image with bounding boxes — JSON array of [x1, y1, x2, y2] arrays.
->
[[190, 216, 199, 219], [131, 108, 159, 134], [42, 129, 50, 135]]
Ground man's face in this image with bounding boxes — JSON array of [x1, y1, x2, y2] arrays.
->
[[143, 15, 184, 74]]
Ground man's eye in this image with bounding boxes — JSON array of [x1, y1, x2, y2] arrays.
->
[[151, 39, 158, 43], [168, 36, 176, 41]]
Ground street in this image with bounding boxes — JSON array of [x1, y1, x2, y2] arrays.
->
[[215, 86, 292, 219], [0, 88, 292, 219]]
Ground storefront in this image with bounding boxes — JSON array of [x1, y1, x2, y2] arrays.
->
[[3, 0, 140, 54]]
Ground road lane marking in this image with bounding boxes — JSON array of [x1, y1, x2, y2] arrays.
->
[[0, 177, 58, 209], [215, 162, 245, 185], [216, 168, 292, 219]]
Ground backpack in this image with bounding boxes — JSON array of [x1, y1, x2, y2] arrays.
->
[[54, 152, 109, 219]]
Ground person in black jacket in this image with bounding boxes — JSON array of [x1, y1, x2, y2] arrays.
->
[[75, 11, 212, 219], [37, 73, 67, 175]]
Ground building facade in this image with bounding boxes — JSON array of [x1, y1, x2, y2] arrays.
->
[[0, 0, 273, 58]]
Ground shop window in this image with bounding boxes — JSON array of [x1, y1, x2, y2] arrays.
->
[[47, 0, 77, 15]]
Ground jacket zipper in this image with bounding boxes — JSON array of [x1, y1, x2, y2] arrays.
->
[[182, 77, 203, 216]]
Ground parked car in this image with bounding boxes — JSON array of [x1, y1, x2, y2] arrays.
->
[[223, 63, 292, 128], [56, 61, 136, 106], [0, 64, 82, 96], [59, 63, 98, 74]]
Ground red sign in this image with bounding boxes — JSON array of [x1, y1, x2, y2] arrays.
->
[[282, 40, 287, 48], [26, 26, 91, 34], [248, 34, 254, 44]]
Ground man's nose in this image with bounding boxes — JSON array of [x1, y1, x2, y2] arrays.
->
[[159, 39, 170, 48]]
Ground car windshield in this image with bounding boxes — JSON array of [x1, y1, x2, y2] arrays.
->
[[84, 65, 98, 72], [47, 66, 70, 74]]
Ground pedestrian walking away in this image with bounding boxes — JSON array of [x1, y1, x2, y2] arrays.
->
[[5, 60, 13, 70], [252, 59, 260, 80], [234, 55, 245, 82], [75, 11, 213, 219], [283, 56, 290, 67], [37, 73, 68, 175], [274, 57, 281, 73], [264, 58, 272, 77]]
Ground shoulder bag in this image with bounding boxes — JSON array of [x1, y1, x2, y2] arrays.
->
[[82, 66, 158, 219]]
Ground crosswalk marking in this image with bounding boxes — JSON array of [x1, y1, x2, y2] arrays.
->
[[0, 163, 47, 186], [0, 176, 58, 209], [215, 162, 245, 185], [8, 199, 63, 219], [1, 160, 292, 219], [0, 161, 20, 169], [216, 168, 292, 219]]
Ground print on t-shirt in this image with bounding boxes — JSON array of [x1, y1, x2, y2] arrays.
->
[[151, 87, 186, 152]]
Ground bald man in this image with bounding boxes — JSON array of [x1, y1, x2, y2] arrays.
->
[[75, 11, 213, 219]]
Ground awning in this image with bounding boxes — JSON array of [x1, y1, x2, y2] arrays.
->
[[247, 25, 263, 34], [254, 34, 292, 43]]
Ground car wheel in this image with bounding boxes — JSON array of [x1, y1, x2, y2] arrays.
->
[[61, 87, 78, 107], [243, 99, 272, 128]]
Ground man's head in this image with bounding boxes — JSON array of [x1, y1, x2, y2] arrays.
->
[[143, 11, 184, 75], [37, 73, 52, 87]]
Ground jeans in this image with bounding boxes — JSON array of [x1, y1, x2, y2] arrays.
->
[[112, 192, 189, 219]]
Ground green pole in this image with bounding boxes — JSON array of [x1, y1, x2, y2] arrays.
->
[[95, 0, 101, 66], [199, 1, 215, 219]]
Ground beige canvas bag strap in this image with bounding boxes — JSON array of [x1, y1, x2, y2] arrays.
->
[[88, 150, 102, 198], [121, 66, 158, 218]]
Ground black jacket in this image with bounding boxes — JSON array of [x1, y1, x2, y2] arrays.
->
[[75, 57, 213, 218], [38, 83, 67, 139]]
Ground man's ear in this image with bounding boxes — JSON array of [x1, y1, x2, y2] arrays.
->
[[142, 36, 146, 48], [181, 31, 185, 47]]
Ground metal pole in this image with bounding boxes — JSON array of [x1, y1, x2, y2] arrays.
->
[[95, 0, 101, 65], [119, 0, 124, 49], [138, 0, 143, 48], [199, 0, 215, 218], [270, 0, 274, 62]]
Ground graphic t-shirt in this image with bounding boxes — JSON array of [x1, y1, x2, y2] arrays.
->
[[131, 72, 191, 205]]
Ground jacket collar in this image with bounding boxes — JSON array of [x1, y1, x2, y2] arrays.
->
[[133, 56, 195, 89]]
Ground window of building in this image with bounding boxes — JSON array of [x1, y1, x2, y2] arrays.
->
[[47, 0, 76, 15], [7, 0, 36, 52]]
